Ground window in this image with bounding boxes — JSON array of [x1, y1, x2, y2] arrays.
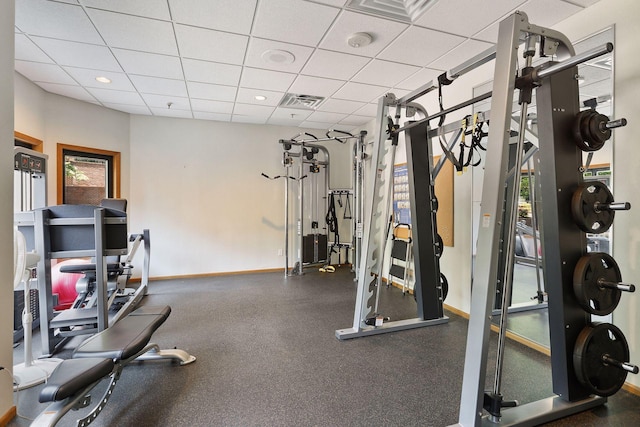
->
[[57, 144, 121, 205]]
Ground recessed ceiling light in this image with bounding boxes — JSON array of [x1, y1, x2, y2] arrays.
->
[[95, 76, 111, 84], [255, 95, 267, 101], [261, 49, 295, 64]]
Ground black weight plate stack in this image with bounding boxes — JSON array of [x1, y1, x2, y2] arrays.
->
[[435, 233, 444, 258], [573, 252, 622, 316], [573, 323, 630, 397], [440, 273, 448, 301], [573, 110, 611, 152], [571, 181, 615, 233]]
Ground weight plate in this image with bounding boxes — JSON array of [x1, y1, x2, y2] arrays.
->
[[573, 323, 630, 397], [435, 233, 444, 258], [440, 273, 448, 301], [571, 181, 615, 233], [573, 252, 622, 316], [573, 110, 608, 152]]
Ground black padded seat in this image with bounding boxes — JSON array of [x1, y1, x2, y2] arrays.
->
[[39, 358, 115, 403], [73, 306, 171, 360]]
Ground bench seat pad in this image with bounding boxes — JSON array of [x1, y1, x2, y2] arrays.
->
[[73, 306, 171, 360], [39, 358, 115, 403]]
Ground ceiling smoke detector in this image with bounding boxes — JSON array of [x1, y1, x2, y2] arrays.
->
[[346, 0, 439, 23], [279, 93, 325, 110], [261, 49, 295, 64], [347, 32, 373, 48]]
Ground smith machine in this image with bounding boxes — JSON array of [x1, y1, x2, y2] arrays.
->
[[455, 12, 636, 426], [264, 130, 367, 276]]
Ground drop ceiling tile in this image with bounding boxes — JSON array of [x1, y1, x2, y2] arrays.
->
[[150, 108, 194, 118], [194, 112, 232, 122], [175, 24, 248, 64], [318, 98, 365, 114], [240, 68, 296, 92], [414, 0, 524, 38], [378, 26, 465, 67], [236, 88, 284, 106], [15, 0, 103, 44], [86, 87, 146, 105], [15, 61, 76, 85], [352, 60, 420, 87], [340, 115, 372, 126], [83, 0, 171, 20], [302, 50, 370, 81], [253, 0, 339, 46], [288, 75, 344, 98], [187, 82, 237, 102], [267, 117, 305, 127], [88, 9, 178, 55], [320, 11, 408, 57], [182, 59, 242, 86], [353, 103, 379, 116], [307, 111, 348, 123], [36, 82, 96, 103], [232, 115, 268, 125], [312, 0, 347, 6], [103, 103, 153, 115], [427, 39, 494, 72], [15, 34, 53, 63], [30, 37, 122, 71], [300, 120, 335, 130], [141, 94, 190, 110], [395, 67, 442, 91], [244, 38, 314, 73], [63, 67, 136, 91], [518, 0, 582, 29], [233, 103, 275, 117], [112, 49, 184, 80], [473, 22, 500, 43], [169, 0, 257, 33], [190, 99, 234, 114], [569, 0, 601, 5], [130, 75, 188, 97], [271, 107, 313, 121], [332, 82, 388, 103]]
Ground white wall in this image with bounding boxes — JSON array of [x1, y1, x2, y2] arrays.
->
[[1, 1, 15, 417], [129, 116, 353, 277]]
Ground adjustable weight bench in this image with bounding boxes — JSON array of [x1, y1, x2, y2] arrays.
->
[[31, 306, 196, 427]]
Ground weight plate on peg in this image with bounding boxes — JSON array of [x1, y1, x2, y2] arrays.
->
[[440, 273, 448, 301], [573, 323, 630, 397], [573, 110, 610, 152], [435, 233, 444, 258], [571, 181, 615, 233], [573, 252, 622, 316]]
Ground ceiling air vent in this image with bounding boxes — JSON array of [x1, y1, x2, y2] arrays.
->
[[279, 93, 325, 110], [347, 0, 439, 23]]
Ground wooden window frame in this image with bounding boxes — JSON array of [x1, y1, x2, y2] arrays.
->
[[56, 143, 121, 204], [14, 131, 43, 152]]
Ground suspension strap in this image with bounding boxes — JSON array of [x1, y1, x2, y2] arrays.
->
[[344, 193, 352, 219]]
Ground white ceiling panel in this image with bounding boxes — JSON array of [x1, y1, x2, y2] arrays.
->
[[182, 59, 242, 86], [332, 82, 388, 103], [310, 0, 348, 6], [302, 50, 370, 80], [30, 37, 122, 71], [37, 82, 96, 103], [318, 98, 365, 114], [15, 1, 103, 44], [244, 38, 314, 73], [268, 117, 305, 127], [519, 0, 583, 29], [414, 0, 524, 38], [307, 111, 348, 123], [233, 103, 276, 117], [378, 26, 465, 67], [83, 0, 171, 20], [271, 108, 313, 121], [141, 94, 191, 111], [300, 120, 339, 130], [15, 34, 53, 63], [240, 68, 297, 92], [87, 88, 146, 105], [190, 99, 234, 114], [353, 103, 379, 116], [112, 49, 184, 80], [395, 67, 441, 91], [15, 61, 76, 85], [130, 75, 188, 97], [253, 0, 340, 46], [187, 82, 237, 102], [88, 10, 178, 56], [320, 11, 408, 57], [236, 88, 285, 106], [175, 25, 248, 64], [427, 39, 494, 72], [150, 107, 194, 118], [288, 75, 345, 98], [340, 115, 372, 126], [352, 60, 420, 87], [232, 115, 268, 125], [63, 67, 136, 91], [103, 103, 152, 115], [194, 112, 232, 122], [169, 0, 257, 34]]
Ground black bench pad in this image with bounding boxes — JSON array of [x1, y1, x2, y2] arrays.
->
[[39, 358, 115, 403], [73, 306, 171, 360]]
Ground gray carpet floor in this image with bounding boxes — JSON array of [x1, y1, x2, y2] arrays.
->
[[9, 267, 640, 426]]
